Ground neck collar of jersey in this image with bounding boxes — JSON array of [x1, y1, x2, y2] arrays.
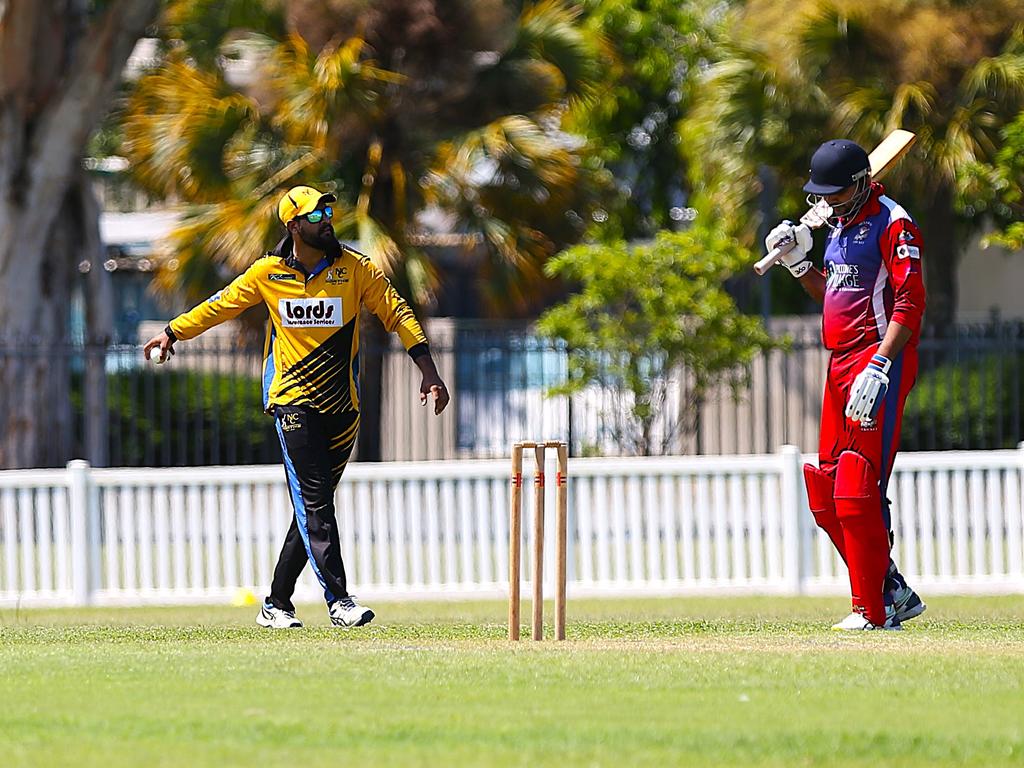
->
[[270, 234, 338, 277]]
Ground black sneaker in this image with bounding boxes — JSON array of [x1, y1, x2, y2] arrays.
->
[[889, 585, 927, 623]]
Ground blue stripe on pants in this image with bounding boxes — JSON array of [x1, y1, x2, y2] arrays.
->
[[275, 418, 336, 603]]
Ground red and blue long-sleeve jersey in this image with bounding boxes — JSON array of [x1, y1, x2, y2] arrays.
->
[[821, 183, 926, 352]]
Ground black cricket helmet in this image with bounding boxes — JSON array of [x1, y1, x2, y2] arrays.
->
[[803, 139, 872, 224]]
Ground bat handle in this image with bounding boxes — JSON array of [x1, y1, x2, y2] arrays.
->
[[754, 244, 787, 276]]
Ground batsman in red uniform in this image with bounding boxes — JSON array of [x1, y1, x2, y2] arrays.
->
[[766, 140, 928, 630]]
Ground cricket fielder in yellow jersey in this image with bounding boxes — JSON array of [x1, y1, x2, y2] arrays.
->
[[143, 186, 450, 629]]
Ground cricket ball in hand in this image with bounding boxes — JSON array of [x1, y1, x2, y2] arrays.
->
[[148, 347, 166, 364]]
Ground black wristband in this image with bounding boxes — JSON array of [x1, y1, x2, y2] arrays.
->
[[408, 342, 429, 361], [164, 325, 178, 343]]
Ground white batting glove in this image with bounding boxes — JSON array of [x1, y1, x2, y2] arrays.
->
[[765, 220, 813, 278], [845, 354, 891, 424]]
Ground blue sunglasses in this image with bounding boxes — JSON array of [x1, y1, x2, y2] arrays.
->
[[302, 206, 333, 223]]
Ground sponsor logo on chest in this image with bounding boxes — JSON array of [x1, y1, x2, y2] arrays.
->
[[279, 297, 343, 327], [825, 262, 861, 292], [325, 266, 349, 284], [853, 222, 872, 244]]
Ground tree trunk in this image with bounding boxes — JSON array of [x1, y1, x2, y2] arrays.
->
[[0, 0, 161, 468], [0, 204, 75, 465], [80, 175, 113, 467], [920, 181, 958, 331], [0, 177, 113, 466]]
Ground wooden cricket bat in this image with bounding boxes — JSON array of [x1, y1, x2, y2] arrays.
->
[[753, 129, 917, 276]]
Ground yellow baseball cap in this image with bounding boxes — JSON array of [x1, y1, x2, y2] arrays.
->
[[277, 185, 337, 224]]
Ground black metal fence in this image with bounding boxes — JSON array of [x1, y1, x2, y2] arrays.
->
[[1, 320, 1022, 468], [1, 340, 280, 468], [903, 322, 1024, 452]]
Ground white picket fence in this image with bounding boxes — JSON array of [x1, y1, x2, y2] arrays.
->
[[1, 446, 1022, 607]]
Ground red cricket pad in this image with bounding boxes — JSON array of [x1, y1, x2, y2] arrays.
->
[[834, 451, 890, 625], [803, 463, 847, 562], [803, 463, 860, 609]]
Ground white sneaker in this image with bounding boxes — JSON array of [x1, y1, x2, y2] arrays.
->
[[832, 611, 901, 631], [328, 595, 375, 628], [256, 601, 303, 629]]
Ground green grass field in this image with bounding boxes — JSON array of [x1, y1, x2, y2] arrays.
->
[[2, 595, 1023, 767]]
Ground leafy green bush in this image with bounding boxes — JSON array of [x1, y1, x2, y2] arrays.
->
[[538, 225, 777, 455], [72, 367, 278, 466], [901, 352, 1024, 451]]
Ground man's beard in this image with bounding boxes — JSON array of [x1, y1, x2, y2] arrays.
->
[[298, 226, 340, 256]]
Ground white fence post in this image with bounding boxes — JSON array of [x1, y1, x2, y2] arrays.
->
[[1015, 443, 1024, 580], [68, 460, 94, 606], [779, 445, 805, 594]]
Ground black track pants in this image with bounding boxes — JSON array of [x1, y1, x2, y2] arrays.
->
[[270, 405, 359, 610]]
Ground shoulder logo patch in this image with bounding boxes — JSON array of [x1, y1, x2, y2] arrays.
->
[[896, 244, 920, 260], [268, 273, 296, 281]]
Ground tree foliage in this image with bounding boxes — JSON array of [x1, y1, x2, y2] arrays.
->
[[567, 0, 720, 241], [537, 224, 775, 455], [681, 1, 1024, 327], [973, 110, 1024, 251]]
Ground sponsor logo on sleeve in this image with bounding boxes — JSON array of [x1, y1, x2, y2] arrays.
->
[[268, 273, 296, 281], [206, 291, 223, 304], [896, 244, 920, 260], [897, 229, 916, 242], [278, 297, 343, 327]]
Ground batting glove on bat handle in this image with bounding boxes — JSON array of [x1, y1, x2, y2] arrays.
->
[[845, 354, 892, 424], [756, 222, 813, 277]]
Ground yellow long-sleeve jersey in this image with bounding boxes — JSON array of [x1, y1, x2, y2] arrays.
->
[[167, 243, 427, 414]]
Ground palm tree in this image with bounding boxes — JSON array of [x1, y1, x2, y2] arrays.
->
[[682, 0, 1024, 328], [121, 0, 606, 457]]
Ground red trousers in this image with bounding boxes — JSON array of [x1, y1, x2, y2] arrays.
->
[[813, 343, 918, 623], [819, 344, 918, 496]]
